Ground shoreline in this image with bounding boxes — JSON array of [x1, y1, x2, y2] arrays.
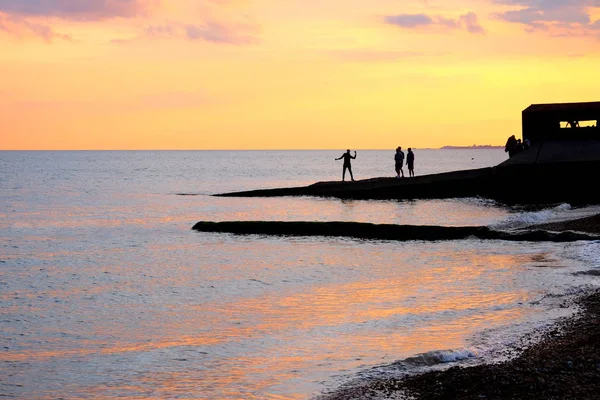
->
[[319, 214, 600, 400]]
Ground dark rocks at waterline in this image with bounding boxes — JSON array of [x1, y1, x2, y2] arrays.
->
[[192, 221, 600, 242]]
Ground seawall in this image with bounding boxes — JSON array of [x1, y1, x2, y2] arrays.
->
[[214, 140, 600, 205]]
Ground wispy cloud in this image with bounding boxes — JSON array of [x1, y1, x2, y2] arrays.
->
[[0, 0, 151, 21], [141, 20, 257, 44], [328, 49, 447, 63], [384, 12, 485, 34], [0, 12, 71, 41], [185, 22, 255, 44], [494, 0, 600, 36], [0, 1, 257, 44], [0, 0, 151, 42]]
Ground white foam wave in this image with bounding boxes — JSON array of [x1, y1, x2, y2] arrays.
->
[[490, 203, 573, 230], [563, 240, 600, 261], [345, 347, 480, 386], [403, 348, 477, 366]]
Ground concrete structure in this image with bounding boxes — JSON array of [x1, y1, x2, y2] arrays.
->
[[522, 101, 600, 145]]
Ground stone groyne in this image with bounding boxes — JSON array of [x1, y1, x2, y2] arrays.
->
[[192, 221, 600, 242]]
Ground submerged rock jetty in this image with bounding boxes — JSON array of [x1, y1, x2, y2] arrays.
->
[[192, 220, 600, 242]]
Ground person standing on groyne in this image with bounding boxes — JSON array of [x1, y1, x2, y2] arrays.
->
[[505, 135, 517, 157], [395, 147, 405, 178], [335, 149, 356, 181], [407, 148, 415, 177]]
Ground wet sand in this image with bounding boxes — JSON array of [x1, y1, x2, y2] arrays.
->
[[319, 214, 600, 400]]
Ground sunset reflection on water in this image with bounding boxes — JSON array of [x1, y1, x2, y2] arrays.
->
[[2, 234, 584, 399], [2, 151, 594, 399]]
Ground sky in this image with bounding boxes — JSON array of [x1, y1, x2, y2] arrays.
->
[[1, 0, 600, 150]]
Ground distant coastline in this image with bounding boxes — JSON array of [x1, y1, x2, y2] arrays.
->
[[440, 145, 503, 149]]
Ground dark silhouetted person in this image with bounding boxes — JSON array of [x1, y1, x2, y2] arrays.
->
[[523, 137, 531, 149], [567, 120, 580, 128], [335, 149, 356, 181], [407, 148, 415, 177], [505, 135, 517, 157], [515, 139, 524, 154], [394, 146, 405, 178]]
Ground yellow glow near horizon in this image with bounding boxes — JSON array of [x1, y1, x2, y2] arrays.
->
[[1, 0, 600, 150]]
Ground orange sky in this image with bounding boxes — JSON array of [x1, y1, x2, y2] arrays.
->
[[1, 0, 599, 150]]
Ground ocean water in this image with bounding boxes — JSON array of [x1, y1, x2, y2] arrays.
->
[[2, 150, 600, 400]]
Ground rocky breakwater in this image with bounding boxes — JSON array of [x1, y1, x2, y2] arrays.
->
[[192, 220, 600, 242]]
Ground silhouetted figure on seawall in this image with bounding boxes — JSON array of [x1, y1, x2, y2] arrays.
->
[[394, 146, 405, 178], [407, 148, 415, 177], [515, 138, 524, 154], [505, 135, 517, 158], [335, 149, 356, 181]]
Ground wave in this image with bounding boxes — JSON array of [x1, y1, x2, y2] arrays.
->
[[315, 348, 480, 400], [402, 349, 477, 367], [490, 203, 573, 230]]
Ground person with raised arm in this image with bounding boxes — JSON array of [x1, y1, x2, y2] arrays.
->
[[335, 149, 356, 181]]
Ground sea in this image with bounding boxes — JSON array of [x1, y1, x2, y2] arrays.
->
[[2, 149, 600, 400]]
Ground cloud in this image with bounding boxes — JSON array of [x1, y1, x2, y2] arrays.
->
[[384, 14, 434, 28], [142, 20, 257, 45], [328, 49, 447, 62], [0, 0, 151, 21], [460, 12, 486, 34], [494, 0, 600, 35], [0, 0, 151, 42], [384, 12, 485, 34], [185, 22, 253, 44], [0, 1, 257, 45], [0, 12, 71, 41]]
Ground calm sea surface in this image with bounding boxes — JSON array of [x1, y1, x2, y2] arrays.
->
[[2, 150, 600, 399]]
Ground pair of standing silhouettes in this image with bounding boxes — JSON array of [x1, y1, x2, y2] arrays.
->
[[335, 148, 415, 182], [395, 147, 415, 178]]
